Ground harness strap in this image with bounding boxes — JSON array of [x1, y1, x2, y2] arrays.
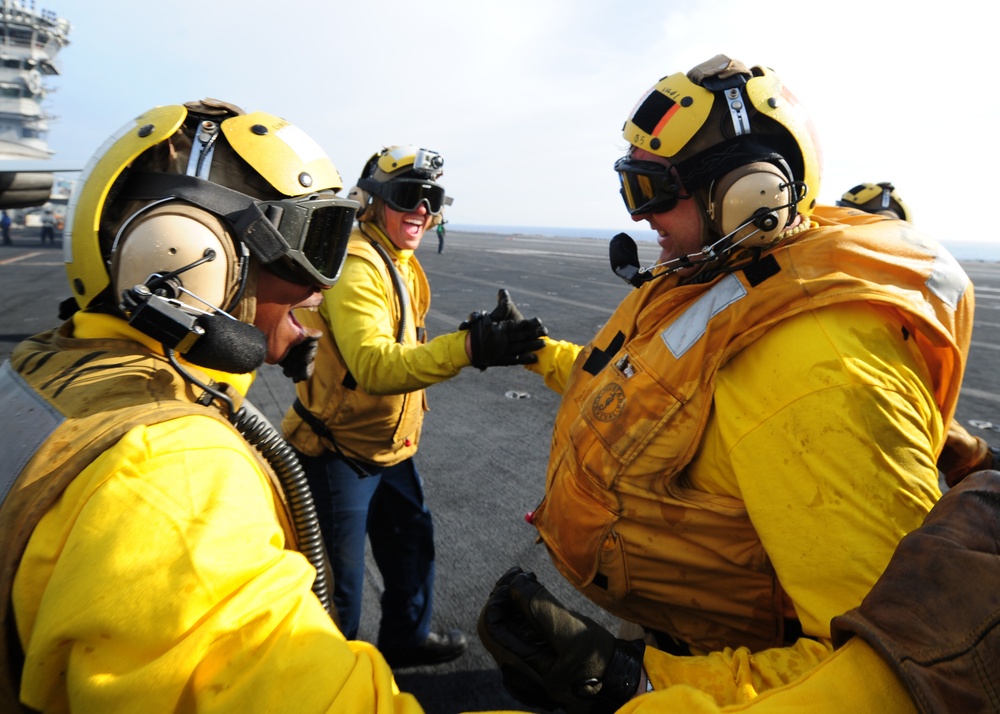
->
[[292, 398, 374, 478]]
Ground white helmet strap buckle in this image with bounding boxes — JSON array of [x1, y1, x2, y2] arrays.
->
[[702, 73, 752, 138], [725, 86, 751, 136], [186, 120, 221, 179]]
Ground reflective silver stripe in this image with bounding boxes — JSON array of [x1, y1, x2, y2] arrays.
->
[[927, 247, 969, 311], [895, 229, 970, 311], [0, 361, 65, 505], [661, 273, 747, 358]]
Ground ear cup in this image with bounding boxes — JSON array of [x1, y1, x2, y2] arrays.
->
[[346, 184, 371, 219], [112, 202, 241, 312], [712, 162, 792, 247]]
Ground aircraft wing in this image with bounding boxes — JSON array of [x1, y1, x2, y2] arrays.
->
[[0, 161, 81, 209]]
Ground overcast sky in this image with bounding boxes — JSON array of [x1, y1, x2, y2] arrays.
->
[[41, 0, 991, 245]]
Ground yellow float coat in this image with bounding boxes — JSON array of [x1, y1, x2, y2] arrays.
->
[[532, 209, 972, 663]]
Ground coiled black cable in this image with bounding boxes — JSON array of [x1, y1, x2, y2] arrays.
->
[[166, 348, 334, 619], [234, 406, 334, 618]]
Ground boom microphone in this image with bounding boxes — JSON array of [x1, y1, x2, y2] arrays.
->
[[183, 311, 269, 373], [609, 202, 794, 289], [609, 232, 653, 288], [124, 287, 268, 374]]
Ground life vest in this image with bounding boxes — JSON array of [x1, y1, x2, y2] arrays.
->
[[0, 323, 299, 712], [283, 226, 430, 466], [533, 210, 974, 653]]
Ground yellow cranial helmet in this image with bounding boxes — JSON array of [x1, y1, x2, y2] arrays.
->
[[619, 55, 822, 221], [347, 145, 451, 221], [64, 99, 357, 314], [369, 145, 445, 182], [837, 182, 912, 222]]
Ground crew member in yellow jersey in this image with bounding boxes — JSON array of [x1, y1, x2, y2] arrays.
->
[[477, 55, 976, 711], [282, 145, 546, 668], [0, 99, 429, 713], [480, 468, 1000, 713], [835, 181, 999, 486]]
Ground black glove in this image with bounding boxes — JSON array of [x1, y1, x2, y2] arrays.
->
[[279, 328, 321, 382], [461, 288, 547, 369], [466, 313, 547, 370], [489, 288, 526, 322], [459, 288, 530, 329], [478, 567, 645, 714]]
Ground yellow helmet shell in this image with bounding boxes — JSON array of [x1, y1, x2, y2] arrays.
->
[[622, 72, 715, 158], [221, 112, 343, 196], [368, 145, 445, 182], [63, 104, 345, 311], [622, 61, 822, 218], [64, 105, 187, 310], [838, 182, 912, 223]]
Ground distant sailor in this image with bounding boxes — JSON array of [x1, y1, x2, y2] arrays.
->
[[1, 211, 11, 245], [436, 216, 446, 253], [39, 209, 55, 245]]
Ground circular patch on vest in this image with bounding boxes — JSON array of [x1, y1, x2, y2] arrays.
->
[[592, 383, 626, 422]]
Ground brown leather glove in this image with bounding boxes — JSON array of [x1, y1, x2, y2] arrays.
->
[[937, 419, 996, 488], [831, 469, 1000, 713]]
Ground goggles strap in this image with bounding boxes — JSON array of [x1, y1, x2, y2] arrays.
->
[[358, 177, 395, 206], [124, 172, 290, 264], [675, 139, 786, 192]]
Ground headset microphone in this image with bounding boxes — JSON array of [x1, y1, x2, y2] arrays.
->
[[609, 202, 792, 290], [610, 232, 653, 288], [184, 312, 268, 373], [123, 284, 268, 374]]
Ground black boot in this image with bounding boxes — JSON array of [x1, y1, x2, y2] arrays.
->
[[380, 628, 468, 668]]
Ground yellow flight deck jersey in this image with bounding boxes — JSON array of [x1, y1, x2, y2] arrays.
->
[[0, 312, 425, 714], [623, 638, 917, 712], [526, 207, 973, 706], [283, 224, 471, 465]]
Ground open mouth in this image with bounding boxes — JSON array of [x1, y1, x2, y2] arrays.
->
[[288, 309, 306, 338]]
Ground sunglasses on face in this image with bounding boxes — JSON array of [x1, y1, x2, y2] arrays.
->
[[614, 156, 691, 216]]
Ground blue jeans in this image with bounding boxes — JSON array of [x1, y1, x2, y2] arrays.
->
[[301, 452, 435, 648]]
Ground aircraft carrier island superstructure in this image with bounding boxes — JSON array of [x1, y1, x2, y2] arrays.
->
[[0, 0, 69, 208], [0, 0, 69, 160]]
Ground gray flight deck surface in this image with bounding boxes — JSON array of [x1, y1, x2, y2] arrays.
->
[[1, 227, 998, 713]]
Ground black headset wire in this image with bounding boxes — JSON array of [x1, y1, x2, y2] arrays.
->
[[165, 348, 335, 620]]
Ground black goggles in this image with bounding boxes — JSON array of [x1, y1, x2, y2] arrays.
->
[[364, 178, 447, 215], [614, 156, 691, 216], [259, 196, 358, 287], [122, 172, 358, 288]]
